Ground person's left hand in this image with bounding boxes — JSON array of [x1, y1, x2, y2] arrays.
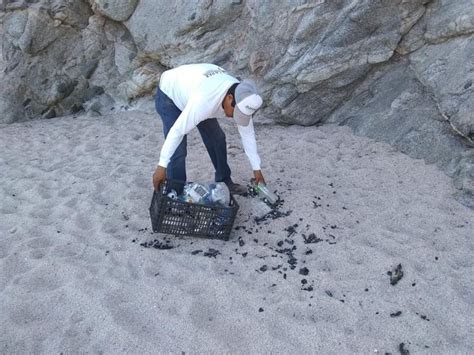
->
[[253, 170, 266, 185]]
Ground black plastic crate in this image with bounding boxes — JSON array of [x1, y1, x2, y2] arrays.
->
[[149, 179, 239, 241]]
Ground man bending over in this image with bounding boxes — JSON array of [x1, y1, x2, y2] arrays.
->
[[153, 63, 266, 195]]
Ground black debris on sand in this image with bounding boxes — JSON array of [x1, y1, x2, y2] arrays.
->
[[303, 233, 323, 244], [284, 225, 298, 238], [140, 239, 174, 250], [388, 264, 404, 285], [416, 313, 430, 321], [299, 267, 309, 276], [254, 209, 292, 225], [203, 248, 221, 258], [398, 342, 410, 355], [275, 246, 298, 270], [140, 181, 349, 301]]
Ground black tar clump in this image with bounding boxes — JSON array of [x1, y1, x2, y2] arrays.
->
[[303, 233, 323, 244], [388, 264, 404, 285], [203, 248, 221, 258], [140, 239, 174, 250]]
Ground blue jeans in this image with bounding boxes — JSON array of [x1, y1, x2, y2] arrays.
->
[[154, 87, 232, 183]]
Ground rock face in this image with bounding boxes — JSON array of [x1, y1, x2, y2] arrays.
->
[[0, 0, 473, 205], [91, 0, 138, 22]]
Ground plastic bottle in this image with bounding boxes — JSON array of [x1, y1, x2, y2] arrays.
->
[[210, 182, 230, 206], [167, 189, 178, 200], [253, 181, 279, 206], [180, 182, 231, 206], [183, 182, 210, 204]]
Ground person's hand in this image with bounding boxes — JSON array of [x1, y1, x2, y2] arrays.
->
[[153, 165, 167, 191], [253, 170, 266, 185]]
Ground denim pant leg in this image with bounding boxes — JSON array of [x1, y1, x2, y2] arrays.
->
[[154, 87, 187, 182], [197, 118, 232, 183]]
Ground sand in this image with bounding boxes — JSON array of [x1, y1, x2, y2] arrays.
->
[[0, 109, 473, 353]]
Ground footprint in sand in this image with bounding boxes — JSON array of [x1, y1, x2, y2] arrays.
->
[[0, 241, 11, 259], [36, 180, 58, 199], [74, 212, 94, 230], [29, 249, 47, 259], [58, 186, 73, 198], [59, 311, 94, 350], [102, 289, 150, 335], [0, 199, 17, 214], [189, 299, 218, 332], [26, 237, 54, 249], [14, 266, 66, 293], [7, 299, 51, 326], [51, 244, 80, 258], [36, 186, 53, 200], [64, 196, 78, 208], [101, 221, 119, 234], [28, 205, 54, 221]]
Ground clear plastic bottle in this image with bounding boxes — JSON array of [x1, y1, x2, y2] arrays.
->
[[210, 182, 230, 206], [183, 182, 210, 204], [167, 189, 178, 200], [253, 181, 279, 206], [181, 182, 230, 206]]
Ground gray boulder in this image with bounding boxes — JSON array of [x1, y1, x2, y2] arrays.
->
[[399, 0, 474, 54], [409, 37, 474, 142], [117, 62, 163, 101], [91, 0, 138, 22], [327, 56, 474, 205], [400, 0, 474, 144], [0, 2, 134, 122], [123, 0, 431, 127], [83, 92, 116, 116]]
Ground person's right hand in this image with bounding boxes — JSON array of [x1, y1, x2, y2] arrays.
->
[[153, 165, 167, 191], [253, 170, 266, 185]]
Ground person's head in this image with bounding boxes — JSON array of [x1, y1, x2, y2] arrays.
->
[[222, 80, 263, 126]]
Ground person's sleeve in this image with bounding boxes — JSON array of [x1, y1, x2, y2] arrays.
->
[[158, 96, 210, 168], [237, 119, 262, 171]]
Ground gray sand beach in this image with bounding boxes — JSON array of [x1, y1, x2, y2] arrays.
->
[[1, 111, 472, 353]]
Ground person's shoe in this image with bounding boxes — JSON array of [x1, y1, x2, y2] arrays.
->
[[225, 181, 248, 196]]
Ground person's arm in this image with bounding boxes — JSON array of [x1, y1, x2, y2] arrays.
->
[[153, 96, 209, 190], [236, 119, 265, 184]]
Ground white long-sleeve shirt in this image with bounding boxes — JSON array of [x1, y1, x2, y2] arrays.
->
[[158, 63, 262, 171]]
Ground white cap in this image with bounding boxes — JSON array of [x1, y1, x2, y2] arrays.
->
[[233, 80, 263, 126]]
